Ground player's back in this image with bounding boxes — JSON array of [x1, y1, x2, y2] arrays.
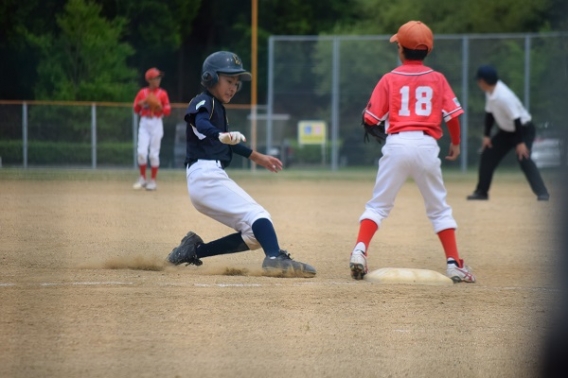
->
[[386, 64, 450, 126], [365, 61, 463, 139]]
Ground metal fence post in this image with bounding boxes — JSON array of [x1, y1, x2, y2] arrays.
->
[[133, 112, 138, 169], [91, 103, 97, 169], [524, 35, 531, 111], [461, 36, 470, 172], [330, 37, 340, 171], [266, 36, 275, 156], [22, 102, 28, 168]]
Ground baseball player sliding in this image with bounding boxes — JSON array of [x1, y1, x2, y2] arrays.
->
[[166, 51, 316, 277], [132, 68, 171, 191], [350, 21, 476, 283]]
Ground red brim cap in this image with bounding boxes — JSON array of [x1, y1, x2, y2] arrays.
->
[[390, 21, 433, 52], [145, 68, 163, 81]]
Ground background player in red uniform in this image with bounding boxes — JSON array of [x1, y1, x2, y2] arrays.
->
[[132, 68, 171, 191], [349, 20, 476, 283]]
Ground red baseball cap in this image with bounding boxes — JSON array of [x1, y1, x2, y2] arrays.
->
[[145, 68, 163, 81], [390, 21, 434, 52]]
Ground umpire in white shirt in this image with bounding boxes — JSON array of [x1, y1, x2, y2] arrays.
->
[[467, 65, 550, 201]]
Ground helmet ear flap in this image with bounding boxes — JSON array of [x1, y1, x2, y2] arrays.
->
[[201, 71, 218, 88]]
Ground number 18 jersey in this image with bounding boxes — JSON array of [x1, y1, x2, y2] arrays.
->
[[363, 61, 463, 140]]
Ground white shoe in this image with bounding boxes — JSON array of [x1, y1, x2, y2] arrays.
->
[[133, 176, 146, 190], [145, 179, 157, 191], [446, 259, 476, 283], [350, 249, 367, 280]]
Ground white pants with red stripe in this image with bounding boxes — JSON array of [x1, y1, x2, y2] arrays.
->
[[360, 131, 457, 233], [137, 116, 163, 167]]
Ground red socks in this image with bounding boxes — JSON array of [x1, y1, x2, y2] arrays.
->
[[353, 223, 461, 265], [139, 165, 158, 180], [437, 228, 461, 266], [354, 219, 378, 254]]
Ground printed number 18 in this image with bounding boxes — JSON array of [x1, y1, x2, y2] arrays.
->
[[399, 86, 433, 116]]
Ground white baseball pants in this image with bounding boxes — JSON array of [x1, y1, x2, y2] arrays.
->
[[137, 116, 164, 167], [186, 160, 272, 250], [360, 131, 457, 233]]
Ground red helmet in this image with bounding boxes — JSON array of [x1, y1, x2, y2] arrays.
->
[[145, 68, 163, 81]]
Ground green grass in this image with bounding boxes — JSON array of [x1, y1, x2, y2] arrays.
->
[[0, 166, 470, 182], [0, 167, 148, 182], [0, 165, 560, 183]]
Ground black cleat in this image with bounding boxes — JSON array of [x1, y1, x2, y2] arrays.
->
[[167, 231, 204, 266], [466, 191, 488, 200], [262, 250, 316, 277]]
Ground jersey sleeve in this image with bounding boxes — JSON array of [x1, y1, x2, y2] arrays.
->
[[441, 77, 464, 122], [133, 89, 146, 113], [159, 90, 171, 116], [194, 111, 223, 139], [185, 93, 212, 120], [363, 76, 389, 125], [446, 116, 461, 145], [231, 143, 253, 158], [185, 94, 220, 140], [484, 93, 492, 113]]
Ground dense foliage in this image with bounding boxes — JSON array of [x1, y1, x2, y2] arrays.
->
[[1, 0, 566, 103]]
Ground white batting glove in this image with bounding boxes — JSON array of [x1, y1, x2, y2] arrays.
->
[[218, 131, 246, 145]]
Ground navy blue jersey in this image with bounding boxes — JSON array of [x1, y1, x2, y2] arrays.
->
[[184, 91, 253, 168], [184, 91, 233, 166]]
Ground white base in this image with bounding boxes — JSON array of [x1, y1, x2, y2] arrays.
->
[[365, 267, 454, 286]]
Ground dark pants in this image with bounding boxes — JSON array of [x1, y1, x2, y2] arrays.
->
[[474, 122, 549, 196]]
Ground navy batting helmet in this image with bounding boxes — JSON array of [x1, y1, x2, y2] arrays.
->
[[201, 51, 251, 90]]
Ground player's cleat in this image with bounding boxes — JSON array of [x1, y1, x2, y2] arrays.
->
[[350, 249, 368, 280], [262, 251, 316, 277], [446, 259, 476, 283], [537, 194, 550, 201], [466, 191, 488, 200], [167, 231, 204, 266], [145, 179, 157, 191], [133, 176, 147, 190]]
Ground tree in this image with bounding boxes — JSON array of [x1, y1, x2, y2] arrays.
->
[[1, 0, 564, 103], [98, 0, 201, 101], [0, 0, 67, 100], [25, 0, 137, 101], [331, 0, 555, 35]]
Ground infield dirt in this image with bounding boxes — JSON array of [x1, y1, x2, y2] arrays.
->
[[0, 169, 561, 378]]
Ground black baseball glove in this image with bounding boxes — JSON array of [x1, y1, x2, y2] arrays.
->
[[362, 119, 387, 144]]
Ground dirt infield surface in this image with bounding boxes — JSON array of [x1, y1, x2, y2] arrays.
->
[[0, 168, 561, 378]]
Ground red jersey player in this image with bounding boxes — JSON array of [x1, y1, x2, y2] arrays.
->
[[132, 68, 171, 191], [349, 21, 476, 283]]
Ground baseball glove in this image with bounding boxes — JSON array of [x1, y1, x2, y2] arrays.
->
[[146, 92, 161, 111], [363, 120, 387, 144]]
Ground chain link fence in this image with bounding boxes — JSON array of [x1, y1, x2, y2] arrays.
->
[[1, 33, 567, 170], [266, 32, 568, 170], [0, 101, 253, 169]]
